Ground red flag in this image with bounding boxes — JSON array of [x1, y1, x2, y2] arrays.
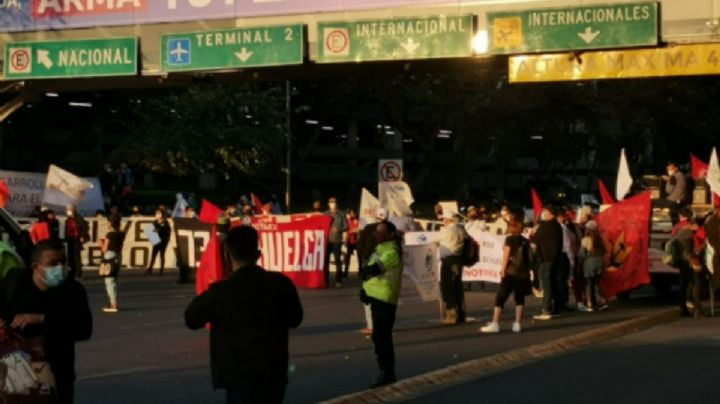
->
[[0, 180, 9, 208], [691, 154, 709, 179], [530, 188, 543, 222], [714, 193, 720, 207], [596, 191, 652, 299], [196, 225, 224, 296], [598, 179, 616, 205], [198, 199, 223, 224], [251, 193, 264, 215]]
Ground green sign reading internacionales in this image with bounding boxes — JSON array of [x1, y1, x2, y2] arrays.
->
[[161, 24, 303, 72], [487, 2, 658, 54], [317, 15, 474, 63], [4, 38, 137, 80]]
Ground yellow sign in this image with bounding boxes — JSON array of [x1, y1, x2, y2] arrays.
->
[[509, 44, 720, 83], [492, 17, 523, 49]]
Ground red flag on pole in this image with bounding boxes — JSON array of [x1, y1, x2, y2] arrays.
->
[[198, 199, 223, 224], [0, 180, 10, 208], [597, 191, 652, 299], [196, 225, 224, 296], [598, 179, 616, 205], [691, 154, 709, 179], [251, 193, 264, 215], [530, 188, 543, 222]]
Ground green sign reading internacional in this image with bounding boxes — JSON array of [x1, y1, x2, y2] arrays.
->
[[487, 2, 658, 54], [161, 24, 304, 72], [317, 15, 474, 63], [3, 37, 137, 80]]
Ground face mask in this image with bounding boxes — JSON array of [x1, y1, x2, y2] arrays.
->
[[43, 265, 67, 287], [328, 202, 337, 210], [66, 210, 73, 216]]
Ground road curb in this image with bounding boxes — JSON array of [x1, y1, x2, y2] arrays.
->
[[323, 308, 679, 403]]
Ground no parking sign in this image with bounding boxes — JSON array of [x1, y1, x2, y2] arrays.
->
[[378, 159, 403, 182]]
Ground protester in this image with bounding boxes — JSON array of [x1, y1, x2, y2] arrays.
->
[[359, 222, 403, 388], [0, 239, 93, 404], [357, 208, 397, 335], [100, 220, 125, 313], [64, 205, 90, 280], [438, 210, 468, 324], [312, 200, 323, 213], [146, 209, 171, 276], [578, 220, 606, 312], [325, 197, 348, 288], [556, 210, 578, 312], [29, 210, 51, 244], [344, 208, 360, 278], [660, 162, 688, 225], [46, 209, 61, 241], [666, 208, 697, 316], [532, 205, 563, 320], [481, 219, 531, 333], [185, 226, 303, 404]]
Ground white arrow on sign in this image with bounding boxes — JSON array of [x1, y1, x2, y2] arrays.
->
[[577, 27, 600, 44], [235, 48, 254, 63], [37, 49, 53, 69], [400, 38, 420, 54]]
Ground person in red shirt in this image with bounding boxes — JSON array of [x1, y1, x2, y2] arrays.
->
[[344, 208, 360, 278], [64, 205, 89, 279], [30, 210, 51, 245]]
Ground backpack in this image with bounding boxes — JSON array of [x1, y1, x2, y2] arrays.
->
[[508, 238, 531, 276]]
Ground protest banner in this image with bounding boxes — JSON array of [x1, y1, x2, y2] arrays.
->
[[0, 170, 103, 217], [248, 214, 331, 288], [463, 232, 506, 283], [379, 181, 414, 216], [359, 188, 380, 229], [43, 165, 94, 207], [173, 218, 213, 270], [597, 191, 651, 298], [402, 243, 441, 303]]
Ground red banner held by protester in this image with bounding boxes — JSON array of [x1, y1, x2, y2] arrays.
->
[[691, 154, 709, 179], [530, 188, 543, 222], [597, 191, 651, 298], [598, 179, 616, 205], [251, 193, 264, 215], [196, 225, 224, 296], [198, 199, 223, 224], [239, 214, 332, 288]]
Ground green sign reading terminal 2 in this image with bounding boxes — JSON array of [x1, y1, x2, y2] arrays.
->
[[3, 37, 138, 80]]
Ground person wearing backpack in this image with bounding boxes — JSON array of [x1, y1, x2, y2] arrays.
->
[[480, 219, 531, 333]]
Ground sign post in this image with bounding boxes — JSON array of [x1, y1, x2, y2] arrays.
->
[[4, 37, 138, 80], [487, 2, 658, 54], [161, 24, 304, 72], [317, 15, 474, 63]]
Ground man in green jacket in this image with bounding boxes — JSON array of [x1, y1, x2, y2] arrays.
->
[[361, 222, 403, 388]]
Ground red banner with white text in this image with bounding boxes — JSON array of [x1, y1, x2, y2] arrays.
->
[[596, 192, 651, 298], [244, 214, 331, 289]]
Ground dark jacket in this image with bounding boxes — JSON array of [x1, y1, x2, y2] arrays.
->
[[185, 265, 303, 389], [534, 219, 563, 264], [153, 220, 171, 247], [357, 220, 398, 264], [0, 268, 92, 397]]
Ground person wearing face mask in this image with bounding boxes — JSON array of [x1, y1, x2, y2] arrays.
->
[[0, 239, 92, 404], [64, 205, 90, 280], [146, 209, 172, 276]]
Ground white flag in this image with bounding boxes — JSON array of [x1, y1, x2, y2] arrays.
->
[[379, 181, 414, 217], [616, 148, 633, 201], [42, 165, 94, 207], [172, 193, 189, 218], [707, 147, 720, 197], [359, 188, 380, 229]]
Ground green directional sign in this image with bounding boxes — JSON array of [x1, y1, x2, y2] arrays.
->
[[161, 24, 303, 72], [487, 1, 658, 54], [3, 37, 137, 80], [317, 15, 474, 63]]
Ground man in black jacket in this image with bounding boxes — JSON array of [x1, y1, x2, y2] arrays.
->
[[0, 239, 93, 404], [185, 226, 303, 404], [532, 205, 563, 320], [64, 205, 90, 279]]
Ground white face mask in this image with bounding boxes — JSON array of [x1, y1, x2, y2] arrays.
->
[[66, 210, 73, 217], [328, 202, 337, 210]]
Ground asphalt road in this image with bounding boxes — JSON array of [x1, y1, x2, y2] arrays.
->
[[73, 270, 679, 404], [415, 316, 720, 404]]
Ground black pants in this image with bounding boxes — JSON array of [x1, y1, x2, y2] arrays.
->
[[66, 238, 83, 279], [370, 299, 397, 374], [148, 243, 167, 273], [495, 274, 529, 308], [537, 262, 554, 314], [324, 242, 343, 285], [585, 275, 600, 308], [440, 255, 466, 321], [678, 262, 701, 313], [344, 243, 357, 277], [554, 254, 571, 311], [226, 381, 286, 404]]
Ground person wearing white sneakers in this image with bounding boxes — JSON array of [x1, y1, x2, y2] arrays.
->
[[481, 219, 532, 333]]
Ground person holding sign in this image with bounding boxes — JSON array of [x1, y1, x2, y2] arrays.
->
[[481, 219, 531, 333], [146, 209, 171, 276]]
